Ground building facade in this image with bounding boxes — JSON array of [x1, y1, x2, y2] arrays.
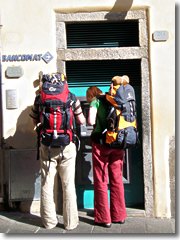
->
[[0, 0, 175, 218]]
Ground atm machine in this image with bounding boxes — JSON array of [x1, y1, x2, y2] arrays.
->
[[76, 100, 94, 185]]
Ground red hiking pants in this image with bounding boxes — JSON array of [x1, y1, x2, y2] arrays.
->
[[92, 142, 127, 223]]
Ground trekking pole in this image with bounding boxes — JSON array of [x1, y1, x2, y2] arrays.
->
[[34, 123, 41, 160]]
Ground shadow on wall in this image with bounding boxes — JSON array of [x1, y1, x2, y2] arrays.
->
[[105, 0, 133, 19], [5, 106, 37, 149], [4, 78, 41, 212], [6, 77, 40, 149], [107, 0, 133, 12]]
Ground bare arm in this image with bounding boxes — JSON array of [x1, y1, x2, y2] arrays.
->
[[75, 112, 85, 125], [88, 106, 97, 126], [74, 97, 85, 125]]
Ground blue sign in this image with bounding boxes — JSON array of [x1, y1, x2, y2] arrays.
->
[[42, 51, 54, 63], [2, 51, 54, 64]]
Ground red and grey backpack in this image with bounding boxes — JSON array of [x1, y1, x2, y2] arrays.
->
[[39, 73, 76, 149]]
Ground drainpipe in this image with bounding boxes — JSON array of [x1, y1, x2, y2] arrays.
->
[[0, 11, 7, 209]]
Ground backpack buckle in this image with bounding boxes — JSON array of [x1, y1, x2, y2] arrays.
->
[[53, 130, 58, 139]]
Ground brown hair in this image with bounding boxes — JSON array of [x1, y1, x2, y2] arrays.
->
[[86, 86, 103, 103]]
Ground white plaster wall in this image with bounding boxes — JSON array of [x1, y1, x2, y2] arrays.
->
[[141, 0, 175, 218], [0, 0, 175, 217]]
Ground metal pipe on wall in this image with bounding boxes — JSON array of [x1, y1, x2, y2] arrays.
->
[[0, 11, 7, 209]]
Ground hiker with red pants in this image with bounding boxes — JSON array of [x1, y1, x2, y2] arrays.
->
[[30, 73, 85, 230], [86, 85, 127, 228]]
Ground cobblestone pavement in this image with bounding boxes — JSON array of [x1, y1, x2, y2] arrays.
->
[[0, 209, 176, 235]]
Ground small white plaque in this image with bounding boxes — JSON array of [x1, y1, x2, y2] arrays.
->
[[153, 31, 169, 41], [6, 89, 18, 109], [6, 66, 23, 78]]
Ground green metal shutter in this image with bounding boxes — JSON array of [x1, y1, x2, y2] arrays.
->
[[66, 59, 141, 97], [66, 21, 139, 49]]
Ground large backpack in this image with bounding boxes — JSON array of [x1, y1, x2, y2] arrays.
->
[[39, 73, 76, 148], [105, 75, 139, 149]]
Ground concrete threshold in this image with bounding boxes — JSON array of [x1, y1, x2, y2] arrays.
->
[[78, 208, 146, 218]]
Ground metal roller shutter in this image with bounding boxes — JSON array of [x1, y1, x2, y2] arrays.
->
[[66, 21, 139, 49], [66, 59, 141, 96]]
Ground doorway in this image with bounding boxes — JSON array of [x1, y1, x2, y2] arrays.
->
[[66, 59, 144, 209]]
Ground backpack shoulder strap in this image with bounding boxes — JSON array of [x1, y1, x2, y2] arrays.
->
[[91, 98, 99, 107], [90, 94, 106, 108]]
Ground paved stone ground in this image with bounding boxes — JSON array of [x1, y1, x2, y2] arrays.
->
[[0, 210, 175, 235]]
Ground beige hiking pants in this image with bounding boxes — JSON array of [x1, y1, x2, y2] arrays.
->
[[40, 142, 79, 230]]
